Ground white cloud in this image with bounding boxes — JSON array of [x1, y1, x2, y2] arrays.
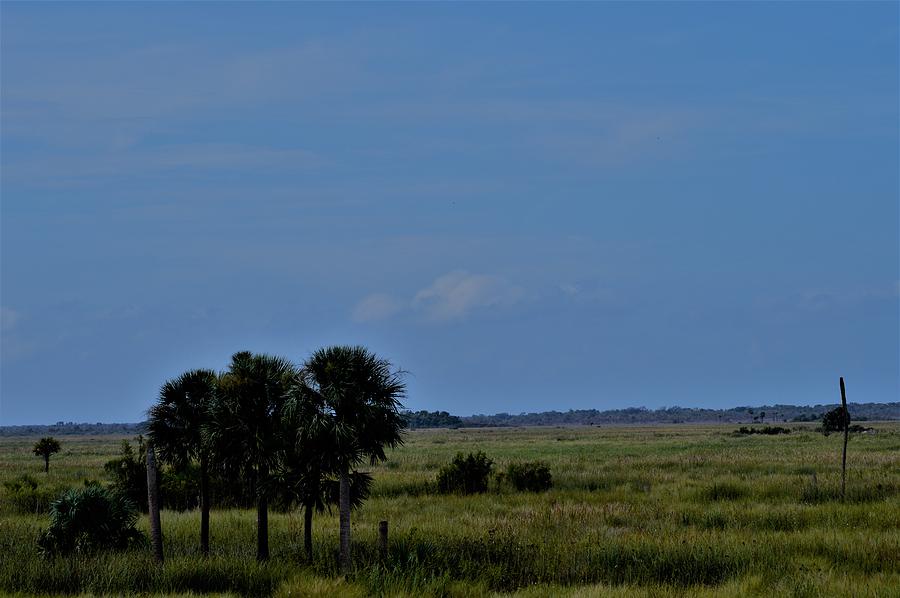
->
[[351, 272, 523, 323], [412, 271, 522, 321], [352, 293, 402, 323]]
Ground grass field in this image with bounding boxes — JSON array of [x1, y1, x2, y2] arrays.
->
[[1, 424, 898, 597]]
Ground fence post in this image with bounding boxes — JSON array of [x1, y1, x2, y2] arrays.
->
[[840, 377, 849, 501], [146, 442, 164, 563], [378, 520, 388, 562]]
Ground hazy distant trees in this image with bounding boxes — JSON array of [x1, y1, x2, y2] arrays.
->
[[33, 437, 61, 473], [404, 410, 462, 429]]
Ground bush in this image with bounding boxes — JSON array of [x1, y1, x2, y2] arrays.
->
[[104, 437, 149, 511], [104, 436, 202, 512], [2, 474, 62, 514], [437, 452, 494, 494], [506, 461, 553, 492], [37, 485, 146, 556], [160, 464, 200, 512]]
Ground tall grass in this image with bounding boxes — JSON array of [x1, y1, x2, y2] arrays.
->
[[1, 424, 898, 596]]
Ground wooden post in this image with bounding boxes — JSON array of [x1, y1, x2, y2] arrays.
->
[[378, 520, 388, 562], [840, 377, 849, 502], [146, 443, 164, 563]]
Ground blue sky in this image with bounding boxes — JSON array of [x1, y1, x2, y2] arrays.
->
[[1, 3, 897, 424]]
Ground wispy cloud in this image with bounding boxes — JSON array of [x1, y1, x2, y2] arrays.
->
[[351, 271, 524, 323], [351, 293, 402, 323], [412, 271, 522, 321]]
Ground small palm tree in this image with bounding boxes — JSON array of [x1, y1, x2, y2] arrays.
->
[[206, 351, 297, 561], [37, 485, 145, 556], [298, 345, 406, 573], [33, 437, 61, 473], [147, 369, 218, 556]]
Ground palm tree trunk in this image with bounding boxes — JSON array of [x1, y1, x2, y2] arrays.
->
[[199, 455, 210, 556], [146, 443, 164, 563], [304, 502, 314, 563], [257, 494, 269, 561], [339, 468, 351, 574]]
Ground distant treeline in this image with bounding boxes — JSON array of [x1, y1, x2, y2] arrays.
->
[[1, 422, 147, 437], [403, 410, 464, 429], [2, 402, 898, 435], [461, 402, 900, 427]]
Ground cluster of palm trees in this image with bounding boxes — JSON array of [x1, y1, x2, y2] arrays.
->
[[146, 345, 406, 570]]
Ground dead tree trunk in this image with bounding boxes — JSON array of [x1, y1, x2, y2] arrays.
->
[[378, 520, 388, 562], [146, 443, 164, 563], [840, 376, 850, 501]]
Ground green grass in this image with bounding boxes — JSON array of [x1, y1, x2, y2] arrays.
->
[[1, 424, 898, 596]]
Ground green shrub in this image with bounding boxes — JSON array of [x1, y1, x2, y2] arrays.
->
[[104, 437, 149, 511], [159, 463, 200, 512], [437, 452, 493, 494], [2, 474, 61, 514], [104, 436, 202, 512], [37, 485, 146, 556], [505, 461, 552, 492]]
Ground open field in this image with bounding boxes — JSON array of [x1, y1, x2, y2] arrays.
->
[[1, 424, 899, 597]]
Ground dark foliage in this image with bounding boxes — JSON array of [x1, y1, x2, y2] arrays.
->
[[159, 464, 200, 512], [403, 410, 463, 429], [822, 407, 850, 435], [103, 436, 204, 512], [437, 451, 494, 494], [323, 471, 373, 511], [734, 426, 791, 435], [104, 437, 149, 511], [505, 461, 553, 492], [37, 485, 145, 556]]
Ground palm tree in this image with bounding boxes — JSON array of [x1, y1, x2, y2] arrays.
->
[[147, 369, 217, 556], [33, 437, 61, 473], [298, 345, 406, 573], [277, 404, 374, 563], [206, 351, 297, 561]]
